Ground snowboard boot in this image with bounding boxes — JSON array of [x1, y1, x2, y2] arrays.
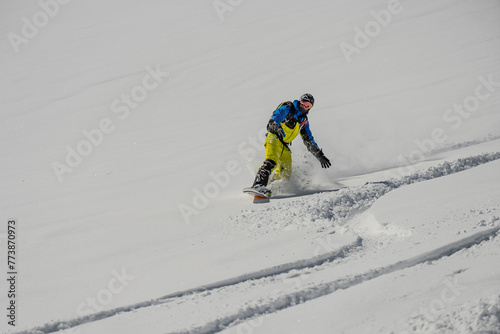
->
[[251, 184, 272, 198], [251, 159, 276, 196]]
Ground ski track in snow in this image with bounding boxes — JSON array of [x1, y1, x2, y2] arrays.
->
[[19, 152, 500, 334]]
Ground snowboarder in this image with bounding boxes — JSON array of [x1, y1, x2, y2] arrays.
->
[[248, 93, 331, 197]]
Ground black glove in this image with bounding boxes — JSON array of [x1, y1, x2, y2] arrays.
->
[[267, 120, 284, 139], [319, 155, 331, 168], [315, 150, 331, 168]]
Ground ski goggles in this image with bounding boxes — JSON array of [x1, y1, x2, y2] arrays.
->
[[300, 101, 313, 109]]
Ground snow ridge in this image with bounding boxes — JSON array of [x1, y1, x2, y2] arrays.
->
[[388, 152, 500, 187]]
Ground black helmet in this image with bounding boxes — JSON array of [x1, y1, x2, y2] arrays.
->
[[300, 93, 314, 106]]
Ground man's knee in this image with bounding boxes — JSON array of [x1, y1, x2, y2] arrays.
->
[[263, 159, 276, 171]]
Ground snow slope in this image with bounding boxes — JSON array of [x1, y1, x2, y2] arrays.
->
[[0, 0, 499, 333]]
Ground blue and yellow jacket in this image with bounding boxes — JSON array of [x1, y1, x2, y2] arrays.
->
[[267, 100, 321, 156]]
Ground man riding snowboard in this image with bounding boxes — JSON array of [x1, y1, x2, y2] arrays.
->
[[249, 93, 331, 197]]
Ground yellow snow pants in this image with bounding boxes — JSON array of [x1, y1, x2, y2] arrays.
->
[[264, 133, 292, 180]]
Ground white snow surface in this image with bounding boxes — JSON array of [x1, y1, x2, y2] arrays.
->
[[1, 0, 500, 333]]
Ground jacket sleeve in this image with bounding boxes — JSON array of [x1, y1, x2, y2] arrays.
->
[[300, 121, 322, 157]]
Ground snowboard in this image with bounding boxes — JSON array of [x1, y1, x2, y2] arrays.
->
[[242, 187, 271, 200]]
